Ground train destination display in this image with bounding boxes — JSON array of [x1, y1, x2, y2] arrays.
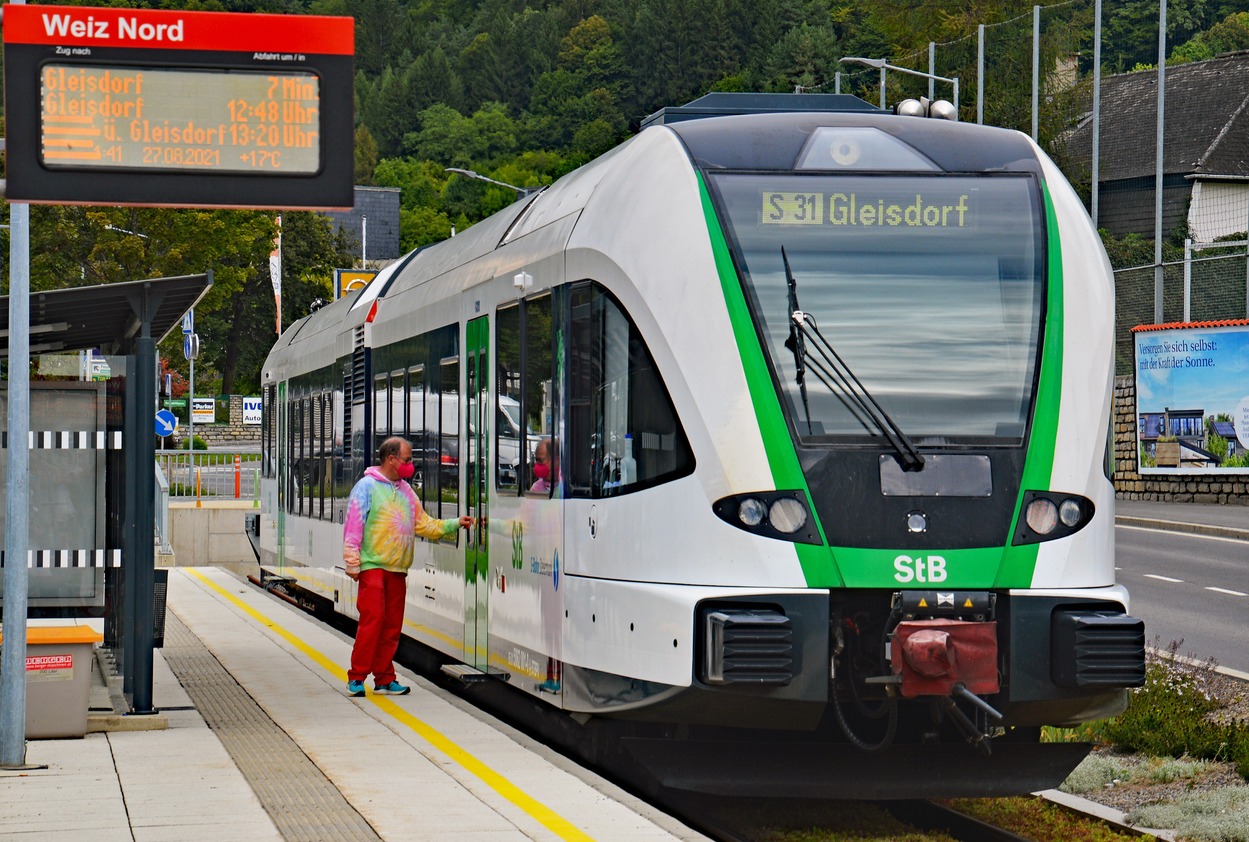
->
[[4, 5, 353, 208]]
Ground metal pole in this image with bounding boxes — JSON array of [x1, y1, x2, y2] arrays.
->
[[1092, 0, 1103, 226], [928, 42, 935, 101], [977, 24, 985, 125], [1032, 5, 1041, 141], [188, 355, 195, 450], [361, 216, 367, 268], [835, 72, 841, 95], [879, 65, 887, 110], [1, 201, 33, 769], [1154, 1, 1167, 324], [131, 311, 157, 714], [1184, 238, 1192, 323]]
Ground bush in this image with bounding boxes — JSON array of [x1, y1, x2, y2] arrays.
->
[[1080, 639, 1249, 780], [180, 435, 208, 451]]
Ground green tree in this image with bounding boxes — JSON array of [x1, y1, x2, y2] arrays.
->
[[1172, 11, 1249, 63]]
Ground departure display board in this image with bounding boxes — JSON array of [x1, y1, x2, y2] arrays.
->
[[4, 5, 354, 209], [41, 65, 323, 174]]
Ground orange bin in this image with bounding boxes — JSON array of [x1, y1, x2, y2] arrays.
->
[[0, 626, 103, 738]]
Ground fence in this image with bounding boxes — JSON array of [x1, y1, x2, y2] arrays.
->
[[155, 452, 261, 502], [1114, 245, 1249, 376]]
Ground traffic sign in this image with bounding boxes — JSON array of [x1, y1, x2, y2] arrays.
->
[[182, 310, 194, 335], [183, 333, 200, 361], [155, 409, 178, 437]]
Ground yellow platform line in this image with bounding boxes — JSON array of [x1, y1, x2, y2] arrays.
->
[[185, 568, 594, 842]]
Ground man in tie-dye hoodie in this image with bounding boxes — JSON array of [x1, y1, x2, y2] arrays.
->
[[344, 436, 471, 697]]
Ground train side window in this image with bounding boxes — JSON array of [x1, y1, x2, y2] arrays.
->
[[262, 384, 276, 478], [439, 358, 460, 518], [391, 369, 405, 436], [497, 303, 522, 492], [406, 365, 427, 504], [320, 392, 333, 520], [568, 282, 694, 497], [373, 372, 389, 458], [524, 295, 554, 495]]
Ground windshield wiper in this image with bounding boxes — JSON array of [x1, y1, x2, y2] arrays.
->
[[781, 248, 925, 471]]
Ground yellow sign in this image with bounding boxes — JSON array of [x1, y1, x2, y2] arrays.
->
[[335, 270, 377, 299]]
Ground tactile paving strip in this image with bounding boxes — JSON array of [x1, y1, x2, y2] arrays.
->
[[162, 612, 383, 842]]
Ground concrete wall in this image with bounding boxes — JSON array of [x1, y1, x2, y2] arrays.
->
[[163, 501, 258, 574]]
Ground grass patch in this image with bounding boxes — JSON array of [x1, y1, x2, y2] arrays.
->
[[1128, 786, 1249, 842], [945, 797, 1157, 841]]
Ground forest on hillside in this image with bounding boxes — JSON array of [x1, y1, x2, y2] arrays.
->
[[3, 0, 1249, 393]]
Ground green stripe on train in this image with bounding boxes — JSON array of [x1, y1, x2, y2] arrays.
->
[[698, 174, 842, 587]]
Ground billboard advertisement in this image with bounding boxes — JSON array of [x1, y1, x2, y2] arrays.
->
[[1133, 322, 1249, 474]]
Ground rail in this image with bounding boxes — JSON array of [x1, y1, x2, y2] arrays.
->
[[155, 451, 262, 502], [155, 462, 173, 553]]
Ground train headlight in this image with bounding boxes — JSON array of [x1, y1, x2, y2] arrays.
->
[[769, 498, 808, 534], [738, 498, 766, 527], [1025, 498, 1058, 534], [712, 491, 820, 545], [1014, 491, 1095, 545]]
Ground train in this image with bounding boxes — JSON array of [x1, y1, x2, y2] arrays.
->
[[256, 92, 1145, 799]]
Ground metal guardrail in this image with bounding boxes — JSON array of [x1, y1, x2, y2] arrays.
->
[[155, 452, 262, 502], [155, 463, 172, 553]]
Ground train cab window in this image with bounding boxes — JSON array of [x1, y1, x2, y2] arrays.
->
[[568, 282, 694, 497]]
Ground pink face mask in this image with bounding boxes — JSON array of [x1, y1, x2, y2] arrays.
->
[[397, 460, 416, 481], [533, 462, 550, 481]]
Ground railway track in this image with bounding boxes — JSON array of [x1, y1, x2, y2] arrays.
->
[[264, 576, 1167, 842]]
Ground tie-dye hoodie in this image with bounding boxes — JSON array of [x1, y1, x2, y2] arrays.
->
[[343, 467, 459, 577]]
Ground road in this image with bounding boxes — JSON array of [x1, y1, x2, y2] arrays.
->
[[1115, 524, 1249, 675]]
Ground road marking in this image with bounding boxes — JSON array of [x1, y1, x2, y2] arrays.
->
[[1205, 586, 1247, 597], [185, 568, 596, 842], [1143, 574, 1184, 583]]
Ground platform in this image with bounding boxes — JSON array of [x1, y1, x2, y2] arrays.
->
[[1, 567, 705, 842]]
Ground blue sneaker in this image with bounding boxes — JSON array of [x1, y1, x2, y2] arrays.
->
[[346, 680, 365, 697], [374, 680, 411, 695]]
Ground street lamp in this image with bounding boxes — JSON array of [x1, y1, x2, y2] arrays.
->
[[444, 167, 537, 199], [840, 57, 959, 118]]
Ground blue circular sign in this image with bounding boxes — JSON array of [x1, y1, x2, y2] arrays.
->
[[155, 408, 178, 437]]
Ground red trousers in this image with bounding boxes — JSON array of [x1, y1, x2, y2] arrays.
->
[[349, 568, 408, 685]]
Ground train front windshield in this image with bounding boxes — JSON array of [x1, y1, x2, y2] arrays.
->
[[710, 172, 1045, 447]]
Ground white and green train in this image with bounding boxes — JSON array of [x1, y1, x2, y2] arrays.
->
[[258, 93, 1144, 798]]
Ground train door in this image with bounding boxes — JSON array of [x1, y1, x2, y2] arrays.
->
[[464, 317, 490, 669], [276, 380, 287, 569]]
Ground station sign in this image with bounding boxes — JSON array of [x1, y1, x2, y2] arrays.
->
[[3, 5, 354, 209]]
